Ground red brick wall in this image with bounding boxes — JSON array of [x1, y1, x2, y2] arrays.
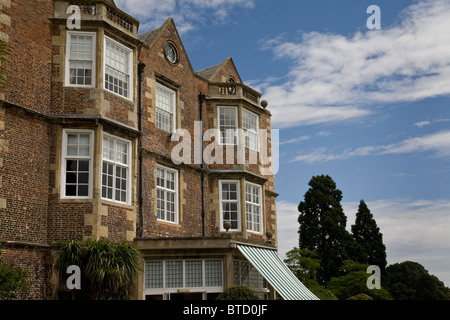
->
[[2, 0, 53, 114], [0, 109, 49, 244], [1, 244, 52, 300]]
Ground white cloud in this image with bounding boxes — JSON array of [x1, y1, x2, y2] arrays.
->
[[260, 0, 450, 128], [414, 121, 431, 128], [280, 135, 310, 145], [277, 198, 450, 287], [290, 130, 450, 163], [115, 0, 255, 34]]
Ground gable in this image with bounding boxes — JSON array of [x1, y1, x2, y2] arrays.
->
[[195, 57, 243, 83], [138, 18, 195, 76]]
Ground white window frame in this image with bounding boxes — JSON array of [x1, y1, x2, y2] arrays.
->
[[155, 83, 177, 133], [156, 165, 179, 224], [144, 259, 223, 297], [245, 182, 263, 234], [104, 35, 133, 100], [61, 129, 94, 199], [243, 109, 259, 152], [65, 31, 96, 87], [218, 106, 238, 146], [219, 180, 241, 232], [101, 133, 132, 205]]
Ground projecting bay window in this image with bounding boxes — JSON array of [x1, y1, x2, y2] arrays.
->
[[243, 109, 259, 151], [156, 165, 179, 224], [104, 36, 133, 99], [155, 83, 176, 133], [219, 180, 240, 231], [61, 129, 94, 199], [66, 31, 96, 87], [218, 106, 238, 145], [245, 182, 262, 233], [101, 134, 131, 205]]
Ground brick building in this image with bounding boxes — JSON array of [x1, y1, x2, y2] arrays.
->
[[0, 0, 316, 300]]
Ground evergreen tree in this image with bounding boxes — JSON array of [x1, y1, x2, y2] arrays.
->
[[298, 175, 354, 284], [351, 200, 387, 272]]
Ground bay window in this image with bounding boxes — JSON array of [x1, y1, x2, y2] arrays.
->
[[66, 31, 96, 87], [61, 129, 94, 198], [104, 36, 133, 99], [219, 180, 240, 231], [243, 109, 259, 151], [218, 106, 238, 145], [101, 134, 131, 204], [245, 182, 262, 233]]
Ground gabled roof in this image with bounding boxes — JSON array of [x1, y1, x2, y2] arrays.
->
[[195, 57, 243, 83], [105, 0, 117, 7], [195, 62, 225, 80], [138, 24, 164, 47], [138, 18, 195, 75], [138, 19, 244, 85]]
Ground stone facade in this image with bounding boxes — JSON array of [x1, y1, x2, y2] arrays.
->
[[0, 0, 278, 300]]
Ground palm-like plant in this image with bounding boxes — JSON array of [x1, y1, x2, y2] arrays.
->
[[53, 238, 142, 300]]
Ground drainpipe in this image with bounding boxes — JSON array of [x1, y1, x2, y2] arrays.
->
[[137, 61, 146, 238], [198, 93, 206, 237]]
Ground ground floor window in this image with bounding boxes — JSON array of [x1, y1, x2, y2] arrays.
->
[[144, 259, 223, 299], [234, 260, 269, 299]]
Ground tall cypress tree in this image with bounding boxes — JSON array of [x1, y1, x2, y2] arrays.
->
[[298, 175, 353, 284], [351, 200, 387, 272]]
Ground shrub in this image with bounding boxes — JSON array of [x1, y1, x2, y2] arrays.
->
[[216, 286, 260, 300], [347, 293, 373, 300]]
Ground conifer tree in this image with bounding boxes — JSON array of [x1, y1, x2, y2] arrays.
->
[[351, 200, 387, 272], [298, 175, 354, 284]]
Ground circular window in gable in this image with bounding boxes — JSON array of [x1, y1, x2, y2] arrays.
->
[[164, 43, 179, 64]]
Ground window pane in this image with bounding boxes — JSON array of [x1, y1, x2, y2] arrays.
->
[[78, 145, 89, 157], [78, 173, 89, 184], [166, 261, 183, 288], [145, 261, 163, 289], [243, 110, 259, 150], [185, 261, 203, 287], [66, 172, 77, 184], [219, 107, 237, 145], [79, 160, 89, 172], [104, 39, 130, 98], [246, 184, 262, 233], [78, 184, 89, 197], [156, 167, 178, 223], [66, 160, 78, 172], [68, 34, 94, 87], [205, 260, 222, 287], [101, 135, 130, 203], [66, 185, 77, 196]]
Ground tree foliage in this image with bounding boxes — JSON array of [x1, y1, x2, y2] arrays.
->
[[284, 247, 337, 300], [298, 175, 354, 284], [385, 261, 450, 300], [53, 238, 142, 300], [292, 174, 450, 300], [326, 260, 392, 300], [216, 286, 260, 300], [0, 245, 29, 300], [351, 200, 387, 272]]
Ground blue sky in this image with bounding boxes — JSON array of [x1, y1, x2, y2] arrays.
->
[[115, 0, 450, 287]]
